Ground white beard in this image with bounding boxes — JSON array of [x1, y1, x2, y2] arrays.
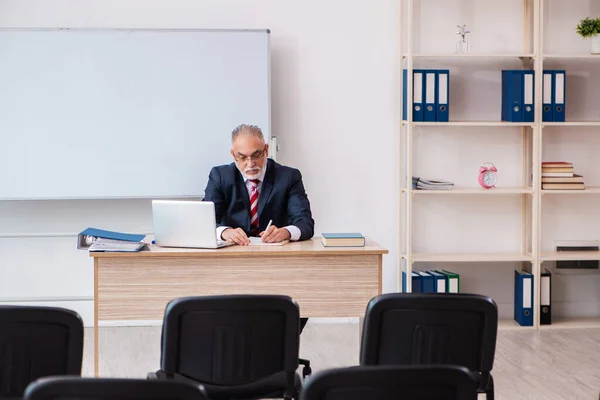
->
[[236, 164, 263, 180]]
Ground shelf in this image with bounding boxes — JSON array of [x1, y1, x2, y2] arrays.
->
[[539, 317, 600, 330], [543, 54, 600, 60], [403, 253, 534, 262], [541, 187, 600, 195], [541, 251, 600, 261], [403, 53, 534, 59], [542, 122, 600, 127], [402, 121, 534, 127], [403, 187, 533, 195]]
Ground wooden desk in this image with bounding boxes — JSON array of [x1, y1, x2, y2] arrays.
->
[[90, 238, 388, 376]]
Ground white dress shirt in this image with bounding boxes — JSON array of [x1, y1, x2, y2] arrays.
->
[[216, 163, 301, 241]]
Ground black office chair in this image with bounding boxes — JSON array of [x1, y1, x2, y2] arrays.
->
[[148, 295, 304, 400], [300, 365, 478, 400], [360, 293, 498, 400], [0, 305, 84, 399], [299, 318, 311, 378], [24, 377, 208, 400]]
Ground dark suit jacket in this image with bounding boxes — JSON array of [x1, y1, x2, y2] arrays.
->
[[203, 158, 314, 241]]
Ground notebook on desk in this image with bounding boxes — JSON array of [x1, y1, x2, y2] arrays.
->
[[152, 200, 235, 249], [248, 237, 289, 246]]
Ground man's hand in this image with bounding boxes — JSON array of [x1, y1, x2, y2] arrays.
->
[[260, 225, 291, 243], [221, 228, 250, 245]]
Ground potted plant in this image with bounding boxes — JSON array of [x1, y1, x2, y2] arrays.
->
[[576, 17, 600, 54]]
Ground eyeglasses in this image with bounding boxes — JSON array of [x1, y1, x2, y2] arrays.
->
[[234, 148, 266, 163]]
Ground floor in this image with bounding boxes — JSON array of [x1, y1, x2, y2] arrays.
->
[[84, 323, 600, 399]]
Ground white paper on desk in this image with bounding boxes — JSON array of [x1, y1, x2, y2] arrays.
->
[[89, 238, 145, 252], [248, 237, 289, 246]]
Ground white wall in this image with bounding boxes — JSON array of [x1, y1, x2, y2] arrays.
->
[[0, 0, 400, 326], [3, 0, 599, 326]]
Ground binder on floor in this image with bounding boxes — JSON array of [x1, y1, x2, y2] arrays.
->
[[514, 269, 533, 326], [427, 270, 447, 293], [540, 268, 552, 325], [437, 269, 459, 293], [424, 70, 437, 122], [542, 70, 553, 122], [436, 69, 450, 122], [553, 70, 566, 122], [418, 271, 435, 293], [522, 70, 534, 122], [403, 69, 424, 122]]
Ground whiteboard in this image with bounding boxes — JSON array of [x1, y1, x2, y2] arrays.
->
[[0, 28, 271, 200]]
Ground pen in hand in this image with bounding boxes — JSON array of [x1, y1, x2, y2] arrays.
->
[[262, 219, 273, 241]]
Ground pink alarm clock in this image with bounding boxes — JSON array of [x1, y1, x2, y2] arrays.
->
[[478, 162, 497, 189]]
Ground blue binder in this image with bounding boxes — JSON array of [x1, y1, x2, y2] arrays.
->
[[542, 70, 553, 122], [402, 271, 422, 293], [522, 70, 534, 122], [436, 69, 450, 122], [418, 271, 435, 293], [514, 269, 534, 326], [423, 70, 437, 122], [403, 69, 424, 122], [77, 227, 146, 250], [502, 70, 534, 122], [553, 70, 566, 122], [427, 270, 446, 292]]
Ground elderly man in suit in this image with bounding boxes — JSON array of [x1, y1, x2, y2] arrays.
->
[[204, 123, 314, 245], [204, 123, 314, 331]]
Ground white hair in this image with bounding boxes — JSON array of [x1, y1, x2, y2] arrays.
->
[[231, 124, 264, 142]]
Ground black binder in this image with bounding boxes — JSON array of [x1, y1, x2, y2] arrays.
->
[[540, 268, 552, 325]]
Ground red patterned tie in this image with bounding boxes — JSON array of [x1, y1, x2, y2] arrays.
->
[[249, 179, 260, 235]]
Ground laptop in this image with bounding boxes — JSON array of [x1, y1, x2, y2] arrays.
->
[[151, 200, 235, 249]]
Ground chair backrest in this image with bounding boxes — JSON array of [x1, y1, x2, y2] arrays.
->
[[360, 293, 497, 374], [299, 365, 478, 400], [24, 377, 208, 400], [159, 295, 300, 386], [0, 306, 83, 398]]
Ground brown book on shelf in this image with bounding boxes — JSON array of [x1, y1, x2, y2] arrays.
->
[[542, 172, 574, 177], [541, 167, 574, 173], [542, 183, 585, 190], [541, 174, 584, 183], [541, 161, 573, 168]]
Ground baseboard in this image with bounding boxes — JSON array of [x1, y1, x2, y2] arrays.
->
[[0, 298, 360, 328]]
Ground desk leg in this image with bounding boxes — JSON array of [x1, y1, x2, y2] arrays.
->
[[358, 317, 364, 348], [378, 255, 383, 294], [94, 258, 99, 377]]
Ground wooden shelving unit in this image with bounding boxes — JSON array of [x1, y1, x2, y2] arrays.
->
[[400, 0, 600, 330], [403, 121, 535, 127], [403, 253, 534, 263], [404, 187, 534, 195]]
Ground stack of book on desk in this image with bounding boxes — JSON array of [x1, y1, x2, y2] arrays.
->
[[412, 176, 454, 190], [541, 161, 584, 190], [321, 233, 365, 247]]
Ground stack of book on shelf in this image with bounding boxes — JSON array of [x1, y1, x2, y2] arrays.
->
[[402, 269, 459, 293], [541, 162, 584, 190], [412, 176, 454, 190]]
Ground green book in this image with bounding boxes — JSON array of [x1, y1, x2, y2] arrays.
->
[[320, 233, 365, 247], [436, 269, 459, 293]]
